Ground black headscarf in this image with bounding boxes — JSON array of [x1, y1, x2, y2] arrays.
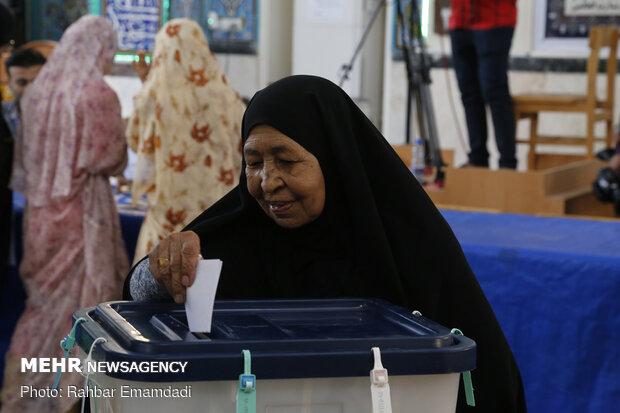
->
[[133, 75, 527, 411]]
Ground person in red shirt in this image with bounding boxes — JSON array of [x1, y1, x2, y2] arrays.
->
[[449, 0, 517, 169]]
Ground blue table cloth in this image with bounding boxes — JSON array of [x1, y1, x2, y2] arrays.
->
[[441, 210, 620, 413]]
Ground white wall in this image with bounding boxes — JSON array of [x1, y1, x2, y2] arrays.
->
[[292, 0, 364, 98], [258, 0, 293, 89], [104, 75, 142, 118]]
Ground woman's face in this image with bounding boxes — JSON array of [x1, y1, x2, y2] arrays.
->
[[244, 125, 325, 228]]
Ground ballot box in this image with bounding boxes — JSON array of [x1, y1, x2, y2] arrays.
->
[[73, 298, 475, 413]]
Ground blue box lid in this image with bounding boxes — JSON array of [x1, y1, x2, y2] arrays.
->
[[74, 298, 476, 382]]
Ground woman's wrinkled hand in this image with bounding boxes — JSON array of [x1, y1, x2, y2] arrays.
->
[[148, 231, 201, 303]]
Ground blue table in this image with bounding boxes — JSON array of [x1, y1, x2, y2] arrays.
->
[[441, 210, 620, 413]]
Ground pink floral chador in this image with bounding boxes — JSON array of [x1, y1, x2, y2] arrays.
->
[[1, 16, 129, 413]]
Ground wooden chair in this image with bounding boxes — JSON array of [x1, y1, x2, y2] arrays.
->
[[513, 26, 619, 170]]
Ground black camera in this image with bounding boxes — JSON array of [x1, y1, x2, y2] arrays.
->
[[592, 167, 620, 215]]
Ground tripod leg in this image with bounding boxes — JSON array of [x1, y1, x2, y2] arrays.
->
[[420, 83, 444, 169], [414, 87, 428, 143], [406, 79, 413, 144]]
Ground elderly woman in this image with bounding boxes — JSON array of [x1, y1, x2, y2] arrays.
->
[[1, 16, 128, 413], [126, 18, 244, 264], [125, 75, 527, 412]]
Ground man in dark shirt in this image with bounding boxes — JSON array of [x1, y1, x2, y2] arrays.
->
[[1, 4, 16, 294]]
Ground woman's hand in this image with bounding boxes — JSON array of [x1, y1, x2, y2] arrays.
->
[[132, 51, 151, 82], [148, 231, 201, 303]]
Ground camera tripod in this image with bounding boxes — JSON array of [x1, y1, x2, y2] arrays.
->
[[338, 0, 445, 183]]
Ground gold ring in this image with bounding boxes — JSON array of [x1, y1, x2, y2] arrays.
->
[[158, 257, 169, 266]]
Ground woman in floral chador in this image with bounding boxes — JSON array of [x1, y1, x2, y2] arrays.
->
[[1, 16, 129, 413], [127, 18, 244, 263]]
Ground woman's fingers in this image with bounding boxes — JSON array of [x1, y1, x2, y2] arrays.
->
[[148, 231, 201, 303], [169, 233, 185, 302], [180, 231, 201, 287]]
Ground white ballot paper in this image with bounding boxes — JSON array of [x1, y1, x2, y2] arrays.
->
[[185, 259, 222, 333]]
